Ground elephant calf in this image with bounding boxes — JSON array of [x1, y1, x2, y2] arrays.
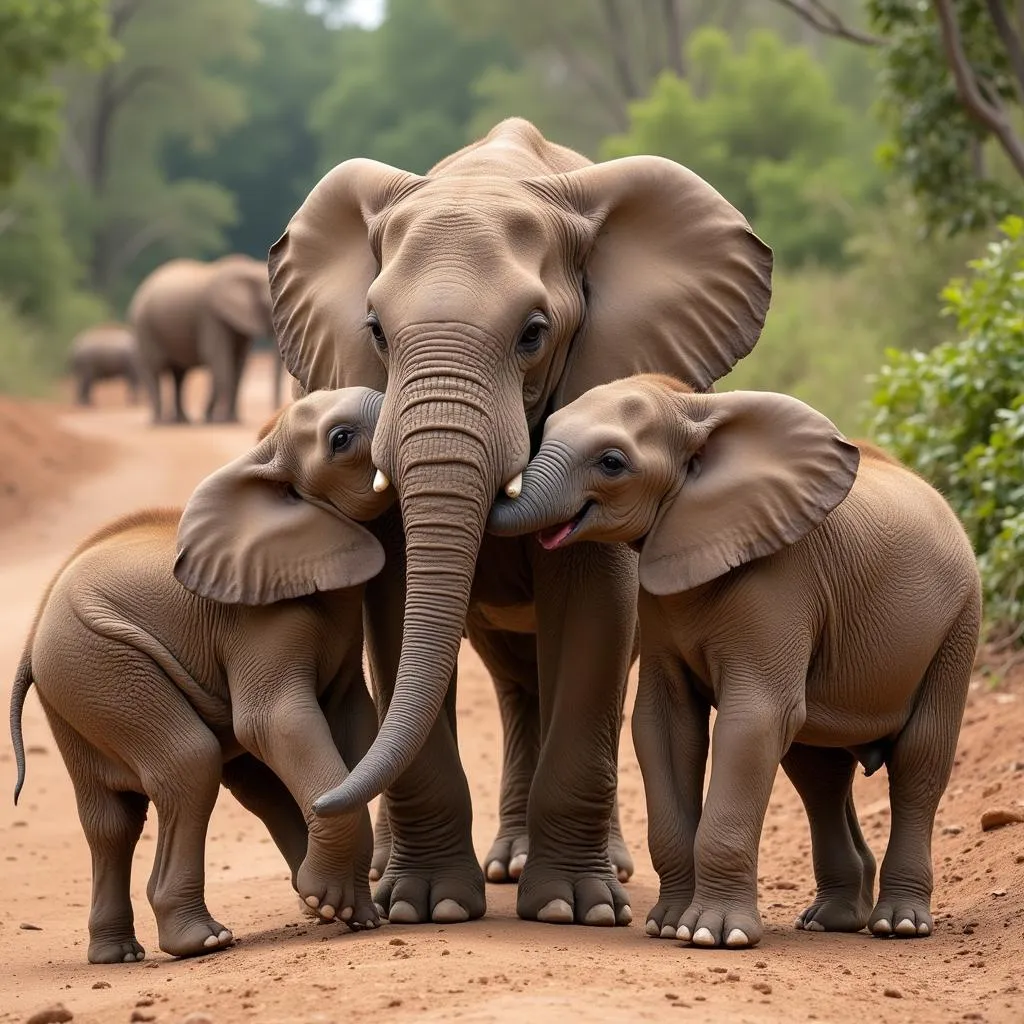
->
[[489, 373, 981, 949], [69, 323, 141, 406], [10, 387, 391, 962]]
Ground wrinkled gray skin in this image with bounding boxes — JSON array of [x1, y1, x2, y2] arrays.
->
[[9, 388, 392, 963], [267, 117, 773, 928], [69, 323, 141, 406], [489, 375, 982, 948], [128, 255, 274, 425]]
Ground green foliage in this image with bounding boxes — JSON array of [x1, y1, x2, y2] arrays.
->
[[602, 29, 881, 268], [868, 0, 1021, 235], [724, 267, 883, 434], [870, 215, 1024, 633], [312, 0, 512, 175], [0, 0, 112, 187]]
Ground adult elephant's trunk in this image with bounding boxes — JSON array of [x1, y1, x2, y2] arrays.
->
[[313, 403, 495, 817]]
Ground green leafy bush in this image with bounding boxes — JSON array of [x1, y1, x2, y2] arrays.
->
[[869, 215, 1024, 636]]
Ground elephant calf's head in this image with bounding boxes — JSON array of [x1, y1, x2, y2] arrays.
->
[[174, 387, 393, 605], [488, 374, 860, 595]]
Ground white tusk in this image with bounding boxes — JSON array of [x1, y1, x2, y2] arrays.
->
[[372, 469, 390, 493], [504, 473, 523, 499]]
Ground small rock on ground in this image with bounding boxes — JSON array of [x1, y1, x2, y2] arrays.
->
[[26, 1005, 73, 1024], [980, 807, 1024, 831]]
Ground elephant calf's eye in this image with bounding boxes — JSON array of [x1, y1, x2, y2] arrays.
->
[[328, 425, 354, 454], [517, 313, 549, 355], [598, 451, 629, 476], [365, 312, 387, 352]]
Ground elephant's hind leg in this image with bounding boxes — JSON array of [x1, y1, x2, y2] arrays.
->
[[870, 604, 979, 939], [50, 713, 150, 964], [782, 744, 875, 932], [467, 622, 539, 883]]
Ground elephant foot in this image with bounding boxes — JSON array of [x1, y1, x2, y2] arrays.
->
[[516, 857, 631, 927], [88, 933, 146, 964], [644, 885, 694, 939], [374, 850, 485, 925], [296, 856, 380, 931], [485, 831, 633, 885], [676, 897, 763, 949], [869, 895, 933, 938], [153, 906, 233, 958], [795, 886, 873, 933]]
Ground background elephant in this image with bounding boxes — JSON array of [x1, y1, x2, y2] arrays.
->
[[128, 254, 274, 424], [69, 322, 141, 406], [10, 388, 392, 962], [488, 374, 982, 948], [267, 117, 772, 928]]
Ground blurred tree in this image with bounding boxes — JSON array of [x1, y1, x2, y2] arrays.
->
[[0, 0, 111, 187], [55, 0, 258, 303], [312, 0, 512, 174], [772, 0, 1024, 235], [603, 28, 881, 267], [165, 0, 339, 257]]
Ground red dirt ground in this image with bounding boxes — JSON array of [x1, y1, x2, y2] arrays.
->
[[1, 354, 1022, 1023]]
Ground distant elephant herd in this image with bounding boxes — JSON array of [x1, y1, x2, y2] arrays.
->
[[69, 253, 290, 421], [13, 119, 983, 963]]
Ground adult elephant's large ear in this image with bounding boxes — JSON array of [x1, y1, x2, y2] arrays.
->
[[208, 269, 269, 338], [268, 159, 424, 392], [638, 390, 859, 596], [174, 446, 384, 606], [538, 156, 773, 404]]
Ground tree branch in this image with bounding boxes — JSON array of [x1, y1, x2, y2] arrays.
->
[[597, 0, 641, 100], [768, 0, 884, 46], [986, 0, 1024, 103], [934, 0, 1024, 179]]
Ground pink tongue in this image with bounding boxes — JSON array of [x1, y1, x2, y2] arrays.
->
[[538, 520, 576, 550]]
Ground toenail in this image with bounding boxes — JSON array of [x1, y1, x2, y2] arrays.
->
[[805, 920, 824, 932], [432, 899, 469, 924], [365, 919, 374, 928], [676, 924, 692, 941], [725, 928, 750, 947], [340, 907, 353, 921], [617, 905, 632, 925], [305, 895, 320, 909], [388, 901, 421, 924], [486, 860, 506, 882], [895, 918, 918, 936], [374, 902, 386, 917], [369, 868, 381, 881], [917, 922, 930, 935], [320, 905, 336, 920], [645, 919, 659, 937], [204, 935, 219, 948], [123, 952, 135, 963], [583, 904, 615, 926], [537, 899, 573, 924], [508, 853, 527, 877], [692, 926, 716, 946], [660, 924, 676, 939], [872, 918, 892, 935]]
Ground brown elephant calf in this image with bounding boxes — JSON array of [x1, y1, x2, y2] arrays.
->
[[488, 373, 982, 949], [10, 387, 391, 962]]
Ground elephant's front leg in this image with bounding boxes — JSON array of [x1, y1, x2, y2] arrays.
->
[[631, 643, 710, 939], [363, 509, 485, 925], [232, 675, 378, 930], [517, 540, 636, 926], [679, 673, 806, 949]]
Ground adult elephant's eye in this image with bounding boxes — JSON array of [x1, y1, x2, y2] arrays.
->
[[366, 312, 387, 352], [328, 425, 354, 454], [598, 451, 628, 476], [517, 313, 548, 355]]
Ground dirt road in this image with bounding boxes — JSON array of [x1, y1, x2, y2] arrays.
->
[[2, 355, 1022, 1023]]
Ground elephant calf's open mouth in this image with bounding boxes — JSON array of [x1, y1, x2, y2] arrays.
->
[[537, 501, 594, 550]]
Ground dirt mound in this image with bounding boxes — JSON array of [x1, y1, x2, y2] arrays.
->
[[0, 396, 113, 530]]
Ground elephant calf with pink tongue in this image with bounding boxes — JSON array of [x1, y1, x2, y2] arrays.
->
[[488, 373, 981, 948]]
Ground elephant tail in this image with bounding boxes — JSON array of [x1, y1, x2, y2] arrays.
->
[[10, 649, 33, 805]]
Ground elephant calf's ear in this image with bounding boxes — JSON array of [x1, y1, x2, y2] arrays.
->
[[174, 452, 385, 605], [638, 390, 860, 596]]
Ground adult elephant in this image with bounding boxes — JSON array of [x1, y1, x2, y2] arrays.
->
[[129, 254, 274, 424], [69, 322, 141, 406], [270, 118, 772, 927]]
